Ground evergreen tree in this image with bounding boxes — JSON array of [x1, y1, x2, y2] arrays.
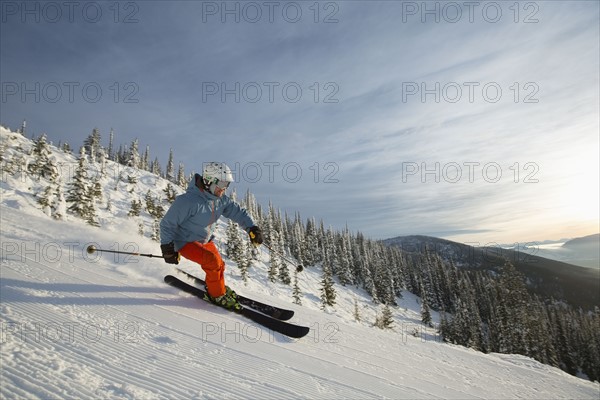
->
[[242, 189, 259, 221], [335, 231, 353, 285], [28, 134, 57, 181], [375, 304, 394, 329], [66, 147, 98, 225], [141, 145, 150, 171], [90, 176, 103, 202], [163, 183, 177, 203], [151, 157, 162, 176], [36, 185, 53, 215], [265, 204, 283, 283], [62, 142, 72, 154], [144, 190, 164, 219], [151, 219, 161, 242], [292, 267, 302, 305], [526, 298, 558, 366], [107, 128, 115, 160], [127, 199, 142, 217], [177, 163, 186, 187], [353, 297, 361, 322], [226, 220, 243, 263], [166, 149, 175, 182], [421, 295, 433, 328], [278, 261, 291, 285], [268, 233, 281, 283], [238, 241, 251, 284], [85, 201, 100, 227], [18, 119, 26, 136], [97, 146, 107, 176], [496, 261, 530, 354], [554, 306, 578, 375], [126, 138, 140, 168], [105, 193, 113, 212], [83, 128, 101, 162], [52, 178, 65, 220], [126, 174, 138, 193], [320, 261, 336, 309]]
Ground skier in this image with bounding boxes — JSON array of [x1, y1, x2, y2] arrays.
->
[[160, 162, 263, 310]]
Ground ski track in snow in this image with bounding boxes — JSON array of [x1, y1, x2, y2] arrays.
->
[[1, 129, 599, 399]]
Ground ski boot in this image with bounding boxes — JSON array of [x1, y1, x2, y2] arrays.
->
[[204, 286, 242, 312]]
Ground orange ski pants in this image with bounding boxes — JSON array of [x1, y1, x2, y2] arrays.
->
[[179, 241, 226, 298]]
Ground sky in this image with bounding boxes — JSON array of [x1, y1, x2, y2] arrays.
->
[[1, 0, 599, 245]]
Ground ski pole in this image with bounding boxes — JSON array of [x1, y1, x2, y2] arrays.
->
[[262, 242, 304, 272], [86, 245, 165, 258]]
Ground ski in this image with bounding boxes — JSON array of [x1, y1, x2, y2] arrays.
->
[[175, 268, 295, 321], [164, 275, 310, 339]]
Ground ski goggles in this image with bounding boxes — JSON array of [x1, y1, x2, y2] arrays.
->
[[215, 180, 231, 190]]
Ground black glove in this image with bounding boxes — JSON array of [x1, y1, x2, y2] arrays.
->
[[160, 242, 180, 264], [248, 226, 263, 245]]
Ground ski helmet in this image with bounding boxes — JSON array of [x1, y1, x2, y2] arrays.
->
[[202, 162, 234, 194]]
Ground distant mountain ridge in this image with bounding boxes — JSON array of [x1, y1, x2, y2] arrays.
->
[[563, 233, 600, 248], [383, 235, 600, 310]]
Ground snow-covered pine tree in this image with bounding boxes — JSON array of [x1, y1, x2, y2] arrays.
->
[[36, 185, 53, 215], [166, 149, 175, 182], [525, 298, 558, 366], [52, 177, 65, 220], [144, 190, 156, 216], [105, 193, 112, 212], [265, 203, 281, 283], [83, 128, 101, 162], [107, 128, 114, 160], [126, 138, 140, 168], [151, 219, 161, 242], [127, 199, 142, 217], [375, 304, 394, 329], [226, 220, 243, 263], [66, 147, 97, 225], [62, 142, 72, 154], [353, 297, 361, 322], [141, 145, 150, 171], [97, 146, 107, 176], [85, 201, 100, 227], [276, 219, 291, 285], [29, 134, 57, 181], [372, 245, 396, 306], [290, 213, 306, 267], [238, 241, 251, 284], [116, 144, 125, 165], [388, 246, 406, 299], [243, 189, 259, 222], [89, 176, 103, 206], [421, 294, 433, 328], [151, 157, 162, 176], [163, 183, 177, 204], [496, 261, 530, 355], [320, 261, 336, 310], [303, 217, 318, 267], [177, 163, 186, 188], [278, 259, 291, 285], [335, 230, 353, 286], [18, 119, 26, 136], [292, 267, 302, 305], [126, 174, 138, 193], [268, 234, 280, 283]]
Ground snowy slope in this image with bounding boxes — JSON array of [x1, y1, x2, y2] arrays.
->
[[1, 128, 599, 399]]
